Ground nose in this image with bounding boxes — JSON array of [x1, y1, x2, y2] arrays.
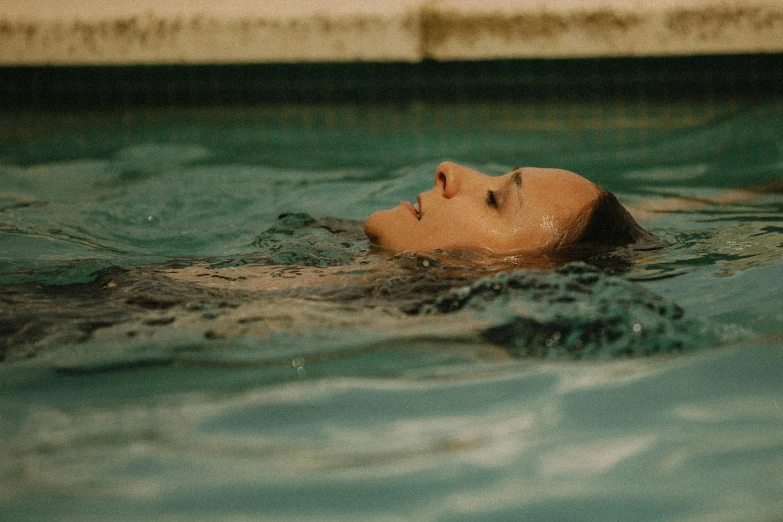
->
[[435, 161, 476, 198]]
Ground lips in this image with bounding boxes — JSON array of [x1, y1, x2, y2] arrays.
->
[[402, 201, 419, 220]]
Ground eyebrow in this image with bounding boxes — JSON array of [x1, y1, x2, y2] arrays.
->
[[510, 170, 523, 209]]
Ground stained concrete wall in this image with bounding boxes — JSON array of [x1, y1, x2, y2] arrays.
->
[[1, 0, 783, 65]]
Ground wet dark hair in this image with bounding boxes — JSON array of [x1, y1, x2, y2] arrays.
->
[[576, 189, 656, 247], [549, 189, 659, 273]]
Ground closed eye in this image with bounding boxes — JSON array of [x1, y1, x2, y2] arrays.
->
[[486, 190, 499, 209]]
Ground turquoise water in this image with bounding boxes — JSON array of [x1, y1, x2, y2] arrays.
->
[[1, 101, 783, 521]]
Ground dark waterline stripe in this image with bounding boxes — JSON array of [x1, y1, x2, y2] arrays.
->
[[2, 54, 783, 111]]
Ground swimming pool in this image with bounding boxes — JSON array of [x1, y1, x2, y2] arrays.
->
[[1, 59, 782, 521]]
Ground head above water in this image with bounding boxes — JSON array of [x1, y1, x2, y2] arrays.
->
[[364, 162, 653, 256]]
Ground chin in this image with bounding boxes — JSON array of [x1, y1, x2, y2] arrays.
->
[[363, 208, 396, 246], [364, 209, 417, 251]]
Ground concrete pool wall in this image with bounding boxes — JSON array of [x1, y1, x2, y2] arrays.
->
[[2, 0, 783, 65]]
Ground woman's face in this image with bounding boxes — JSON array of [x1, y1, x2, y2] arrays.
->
[[364, 162, 603, 254]]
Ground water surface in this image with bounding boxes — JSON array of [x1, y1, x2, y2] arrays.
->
[[1, 101, 782, 521]]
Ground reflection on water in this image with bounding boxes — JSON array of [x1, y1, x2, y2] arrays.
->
[[1, 103, 782, 521]]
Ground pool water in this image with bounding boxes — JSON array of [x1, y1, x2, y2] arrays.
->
[[1, 100, 782, 521]]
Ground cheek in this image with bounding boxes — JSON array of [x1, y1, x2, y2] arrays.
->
[[421, 209, 503, 249]]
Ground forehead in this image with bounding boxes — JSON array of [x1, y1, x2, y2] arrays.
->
[[511, 167, 600, 198], [504, 167, 602, 239], [511, 166, 593, 184]]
